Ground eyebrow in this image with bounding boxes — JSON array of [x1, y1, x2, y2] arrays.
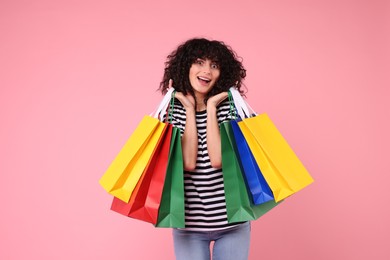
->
[[194, 57, 220, 65]]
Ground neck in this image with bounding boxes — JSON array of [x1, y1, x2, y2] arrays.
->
[[194, 93, 206, 111], [196, 103, 206, 112]]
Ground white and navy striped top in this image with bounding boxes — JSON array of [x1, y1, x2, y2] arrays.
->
[[164, 97, 241, 231]]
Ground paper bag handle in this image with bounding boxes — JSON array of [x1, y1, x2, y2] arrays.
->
[[229, 87, 256, 119], [151, 87, 175, 121]]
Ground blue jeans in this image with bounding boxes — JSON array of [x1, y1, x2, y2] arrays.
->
[[172, 222, 251, 260]]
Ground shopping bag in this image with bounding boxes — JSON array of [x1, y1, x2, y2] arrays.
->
[[99, 88, 174, 203], [128, 124, 173, 223], [110, 124, 173, 224], [229, 87, 314, 202], [155, 126, 185, 228], [230, 120, 274, 205], [221, 122, 280, 223]]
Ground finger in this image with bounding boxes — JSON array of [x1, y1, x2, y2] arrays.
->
[[217, 92, 228, 101], [175, 92, 187, 104], [168, 79, 173, 89], [185, 94, 195, 103], [220, 92, 228, 98], [186, 93, 195, 100], [215, 92, 229, 105], [174, 92, 182, 98]]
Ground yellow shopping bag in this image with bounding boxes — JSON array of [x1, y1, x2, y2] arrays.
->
[[238, 114, 314, 202], [99, 116, 167, 202], [99, 88, 175, 203]]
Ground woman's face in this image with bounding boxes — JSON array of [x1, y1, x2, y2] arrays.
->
[[189, 58, 220, 98]]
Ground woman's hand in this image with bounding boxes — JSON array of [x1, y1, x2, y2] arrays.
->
[[168, 79, 196, 111], [207, 92, 228, 109], [175, 92, 195, 111]]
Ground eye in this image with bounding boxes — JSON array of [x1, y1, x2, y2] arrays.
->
[[195, 58, 204, 65], [211, 63, 219, 69]]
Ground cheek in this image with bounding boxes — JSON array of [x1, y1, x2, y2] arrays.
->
[[188, 70, 197, 86], [214, 71, 221, 81], [189, 66, 198, 77]]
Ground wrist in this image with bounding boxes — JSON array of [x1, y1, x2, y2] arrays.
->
[[185, 107, 196, 115], [207, 102, 217, 109], [207, 105, 217, 115]]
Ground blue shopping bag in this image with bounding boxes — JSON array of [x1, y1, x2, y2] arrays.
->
[[230, 119, 274, 205]]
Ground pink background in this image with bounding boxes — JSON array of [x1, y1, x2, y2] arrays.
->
[[1, 0, 389, 259]]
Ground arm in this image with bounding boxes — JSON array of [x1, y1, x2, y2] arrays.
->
[[206, 92, 228, 168], [175, 92, 198, 171]]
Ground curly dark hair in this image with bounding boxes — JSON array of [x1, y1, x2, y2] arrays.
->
[[159, 38, 246, 102]]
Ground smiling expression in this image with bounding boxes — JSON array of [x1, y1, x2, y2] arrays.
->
[[189, 58, 220, 98]]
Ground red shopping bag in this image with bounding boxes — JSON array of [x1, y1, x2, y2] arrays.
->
[[99, 88, 175, 203], [111, 124, 173, 224], [111, 124, 172, 225]]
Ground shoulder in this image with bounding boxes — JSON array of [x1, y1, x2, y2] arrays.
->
[[217, 98, 232, 111], [161, 98, 185, 124], [216, 98, 234, 123], [167, 98, 186, 132]]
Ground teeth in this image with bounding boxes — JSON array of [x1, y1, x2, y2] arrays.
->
[[198, 76, 211, 82]]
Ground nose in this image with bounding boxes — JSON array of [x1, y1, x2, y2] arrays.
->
[[203, 64, 211, 75]]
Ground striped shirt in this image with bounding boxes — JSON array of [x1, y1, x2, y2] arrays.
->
[[165, 97, 240, 231]]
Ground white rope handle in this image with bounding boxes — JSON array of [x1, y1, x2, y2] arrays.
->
[[229, 87, 249, 119], [229, 87, 257, 119], [159, 89, 175, 121], [151, 87, 175, 120]]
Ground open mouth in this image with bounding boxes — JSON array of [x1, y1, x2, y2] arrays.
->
[[197, 76, 211, 84]]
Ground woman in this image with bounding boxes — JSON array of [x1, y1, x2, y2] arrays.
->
[[159, 38, 249, 260]]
